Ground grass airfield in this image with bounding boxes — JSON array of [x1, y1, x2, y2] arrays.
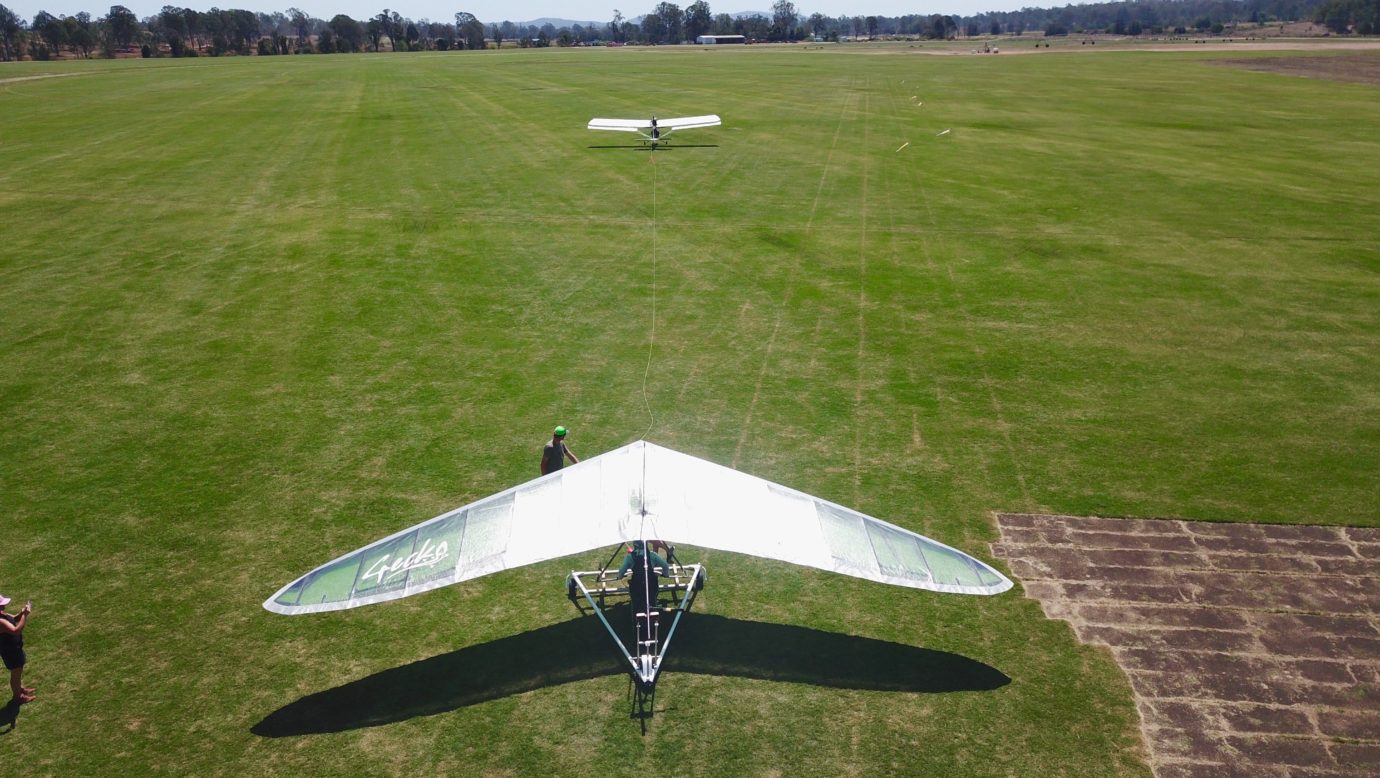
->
[[1, 43, 1377, 775]]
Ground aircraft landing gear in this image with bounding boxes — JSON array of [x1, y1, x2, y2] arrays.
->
[[629, 676, 657, 735]]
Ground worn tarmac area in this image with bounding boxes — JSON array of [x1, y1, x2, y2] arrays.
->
[[992, 513, 1379, 778]]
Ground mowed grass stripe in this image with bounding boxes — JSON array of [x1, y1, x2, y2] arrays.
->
[[731, 77, 872, 472]]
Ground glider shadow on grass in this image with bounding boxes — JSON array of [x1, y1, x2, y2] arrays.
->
[[252, 611, 1008, 737]]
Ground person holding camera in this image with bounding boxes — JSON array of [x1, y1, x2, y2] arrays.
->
[[0, 594, 34, 705]]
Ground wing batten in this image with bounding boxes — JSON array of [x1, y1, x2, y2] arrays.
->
[[264, 440, 1010, 615]]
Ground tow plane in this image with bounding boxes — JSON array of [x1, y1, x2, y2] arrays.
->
[[264, 440, 1011, 727], [587, 114, 721, 148]]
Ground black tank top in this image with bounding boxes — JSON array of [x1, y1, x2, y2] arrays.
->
[[0, 612, 20, 650], [542, 442, 564, 473]]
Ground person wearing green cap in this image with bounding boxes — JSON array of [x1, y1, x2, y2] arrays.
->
[[540, 426, 579, 475]]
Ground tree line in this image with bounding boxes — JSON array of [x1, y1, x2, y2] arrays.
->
[[1, 0, 1369, 62], [1311, 0, 1379, 33], [964, 0, 1375, 38], [0, 5, 491, 58]]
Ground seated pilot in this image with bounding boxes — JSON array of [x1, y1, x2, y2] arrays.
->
[[619, 540, 670, 615]]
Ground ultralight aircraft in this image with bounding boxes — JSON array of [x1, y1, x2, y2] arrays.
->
[[587, 115, 722, 148], [264, 441, 1011, 726]]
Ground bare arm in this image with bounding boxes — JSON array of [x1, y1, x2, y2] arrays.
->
[[0, 611, 26, 634], [564, 443, 579, 464]]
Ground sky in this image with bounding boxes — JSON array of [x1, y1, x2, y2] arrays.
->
[[7, 0, 1039, 26]]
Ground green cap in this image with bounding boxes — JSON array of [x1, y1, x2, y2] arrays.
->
[[554, 426, 567, 437]]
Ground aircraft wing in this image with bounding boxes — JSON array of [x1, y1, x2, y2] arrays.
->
[[586, 115, 721, 133], [657, 114, 721, 131], [264, 441, 1011, 615], [587, 118, 649, 132]]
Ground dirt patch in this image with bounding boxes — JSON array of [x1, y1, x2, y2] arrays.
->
[[1210, 53, 1380, 86], [992, 513, 1379, 778]]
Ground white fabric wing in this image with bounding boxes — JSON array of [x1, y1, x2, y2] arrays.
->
[[587, 118, 646, 132], [587, 115, 721, 133], [657, 114, 721, 130], [637, 443, 1011, 595], [263, 441, 1010, 615]]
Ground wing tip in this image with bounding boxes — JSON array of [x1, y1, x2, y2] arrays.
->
[[262, 598, 295, 615]]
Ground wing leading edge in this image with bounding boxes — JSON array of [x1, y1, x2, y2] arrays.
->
[[263, 440, 1010, 615]]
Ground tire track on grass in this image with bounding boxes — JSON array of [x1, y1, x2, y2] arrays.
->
[[851, 82, 872, 507], [732, 82, 859, 469], [881, 84, 929, 463]]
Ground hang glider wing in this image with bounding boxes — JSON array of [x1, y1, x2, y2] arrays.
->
[[264, 444, 649, 615], [264, 441, 1010, 615], [634, 442, 1011, 596]]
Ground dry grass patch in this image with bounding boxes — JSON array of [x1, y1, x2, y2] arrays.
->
[[1211, 52, 1380, 86]]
